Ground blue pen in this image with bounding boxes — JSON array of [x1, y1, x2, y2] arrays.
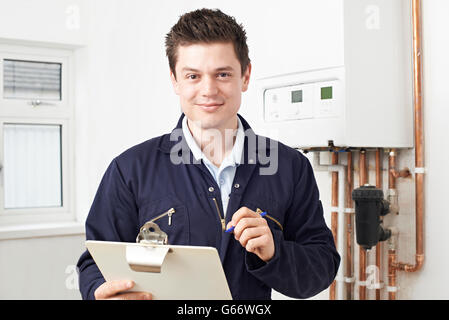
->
[[225, 211, 267, 233]]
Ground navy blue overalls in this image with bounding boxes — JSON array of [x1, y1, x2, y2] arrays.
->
[[76, 113, 340, 300]]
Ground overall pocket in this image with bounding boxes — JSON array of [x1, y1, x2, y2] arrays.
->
[[138, 195, 189, 245]]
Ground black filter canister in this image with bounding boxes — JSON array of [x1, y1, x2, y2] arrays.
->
[[352, 185, 391, 250]]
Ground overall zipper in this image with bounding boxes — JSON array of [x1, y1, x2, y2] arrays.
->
[[257, 208, 283, 231], [150, 207, 175, 226], [212, 197, 226, 231]]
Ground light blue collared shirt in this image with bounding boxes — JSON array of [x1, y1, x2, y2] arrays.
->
[[182, 116, 245, 217]]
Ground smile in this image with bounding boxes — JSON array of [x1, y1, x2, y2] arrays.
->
[[196, 103, 224, 112]]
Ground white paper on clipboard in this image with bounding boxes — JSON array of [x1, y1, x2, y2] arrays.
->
[[85, 240, 232, 300]]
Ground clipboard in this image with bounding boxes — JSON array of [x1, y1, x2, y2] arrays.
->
[[85, 240, 232, 300]]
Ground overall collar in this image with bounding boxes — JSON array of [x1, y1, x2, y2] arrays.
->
[[158, 113, 274, 165]]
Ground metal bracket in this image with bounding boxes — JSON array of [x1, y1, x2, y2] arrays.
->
[[126, 245, 170, 273]]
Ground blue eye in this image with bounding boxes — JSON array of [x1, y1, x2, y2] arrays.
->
[[218, 73, 231, 78]]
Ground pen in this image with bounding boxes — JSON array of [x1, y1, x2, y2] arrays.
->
[[225, 211, 267, 233]]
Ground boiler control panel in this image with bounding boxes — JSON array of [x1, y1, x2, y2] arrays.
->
[[263, 80, 341, 122]]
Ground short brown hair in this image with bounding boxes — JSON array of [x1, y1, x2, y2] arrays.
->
[[165, 8, 250, 78]]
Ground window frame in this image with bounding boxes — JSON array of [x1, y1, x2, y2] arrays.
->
[[0, 43, 75, 227], [0, 45, 70, 118]]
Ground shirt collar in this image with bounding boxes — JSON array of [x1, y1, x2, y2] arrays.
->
[[182, 116, 245, 169], [158, 113, 276, 168]]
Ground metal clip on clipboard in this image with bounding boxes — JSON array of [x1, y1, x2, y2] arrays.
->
[[126, 221, 171, 273]]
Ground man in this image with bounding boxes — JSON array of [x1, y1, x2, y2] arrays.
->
[[77, 8, 340, 300]]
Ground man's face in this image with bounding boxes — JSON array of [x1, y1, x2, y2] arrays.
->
[[170, 42, 251, 131]]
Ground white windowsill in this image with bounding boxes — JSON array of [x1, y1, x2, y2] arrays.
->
[[0, 221, 85, 240]]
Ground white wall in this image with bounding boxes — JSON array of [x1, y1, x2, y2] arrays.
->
[[0, 235, 85, 299], [0, 0, 89, 300], [0, 0, 88, 47], [0, 0, 447, 299]]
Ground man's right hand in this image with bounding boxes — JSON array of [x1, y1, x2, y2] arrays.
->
[[94, 280, 153, 300]]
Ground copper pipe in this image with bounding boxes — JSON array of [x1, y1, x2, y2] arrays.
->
[[389, 148, 411, 180], [387, 1, 425, 300], [359, 247, 367, 300], [345, 152, 354, 299], [387, 150, 398, 300], [394, 0, 425, 274], [359, 150, 367, 188], [376, 149, 382, 188], [390, 168, 412, 179], [388, 248, 397, 300], [329, 152, 339, 300], [358, 150, 367, 300], [375, 149, 382, 300], [388, 150, 396, 190]]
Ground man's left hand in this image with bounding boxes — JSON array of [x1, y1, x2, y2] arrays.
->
[[227, 206, 275, 262]]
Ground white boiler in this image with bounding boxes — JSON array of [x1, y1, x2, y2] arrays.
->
[[253, 0, 413, 149]]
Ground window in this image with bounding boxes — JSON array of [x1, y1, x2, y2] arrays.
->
[[0, 44, 74, 226], [3, 123, 62, 209], [3, 59, 62, 101]]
